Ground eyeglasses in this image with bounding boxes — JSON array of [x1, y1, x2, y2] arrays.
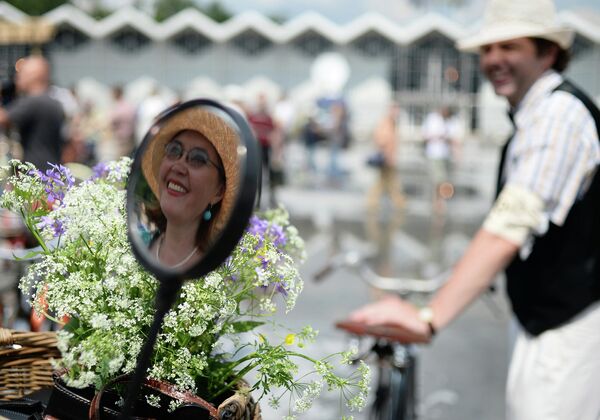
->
[[164, 139, 224, 177]]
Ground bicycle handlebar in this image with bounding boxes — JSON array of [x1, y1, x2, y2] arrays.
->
[[314, 249, 449, 296], [313, 250, 363, 282]]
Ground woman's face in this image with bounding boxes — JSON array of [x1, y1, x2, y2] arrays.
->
[[158, 130, 224, 227]]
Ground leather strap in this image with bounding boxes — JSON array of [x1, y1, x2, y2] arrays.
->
[[88, 374, 218, 420]]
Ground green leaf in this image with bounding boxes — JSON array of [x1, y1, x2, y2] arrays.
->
[[230, 321, 264, 333], [63, 317, 80, 333], [13, 250, 44, 261]]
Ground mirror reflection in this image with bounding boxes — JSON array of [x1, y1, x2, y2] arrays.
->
[[133, 105, 241, 273]]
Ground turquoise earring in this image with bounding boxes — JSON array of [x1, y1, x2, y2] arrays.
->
[[203, 204, 213, 221]]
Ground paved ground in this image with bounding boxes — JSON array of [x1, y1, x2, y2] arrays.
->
[[258, 140, 511, 419]]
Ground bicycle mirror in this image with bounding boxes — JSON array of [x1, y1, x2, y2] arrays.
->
[[126, 99, 260, 283]]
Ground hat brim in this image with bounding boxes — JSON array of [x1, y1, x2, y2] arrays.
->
[[457, 23, 575, 52], [141, 106, 241, 247]]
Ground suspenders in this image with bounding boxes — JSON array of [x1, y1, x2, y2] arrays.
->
[[553, 80, 600, 138]]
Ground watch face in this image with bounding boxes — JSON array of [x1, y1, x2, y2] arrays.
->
[[419, 307, 434, 323]]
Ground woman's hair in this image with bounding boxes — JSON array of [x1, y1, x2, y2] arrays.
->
[[532, 37, 571, 73]]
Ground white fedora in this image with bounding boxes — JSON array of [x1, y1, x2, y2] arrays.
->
[[457, 0, 574, 52]]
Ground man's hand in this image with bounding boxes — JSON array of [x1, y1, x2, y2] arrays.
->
[[349, 294, 431, 341]]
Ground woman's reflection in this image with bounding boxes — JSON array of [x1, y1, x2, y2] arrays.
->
[[141, 108, 239, 270]]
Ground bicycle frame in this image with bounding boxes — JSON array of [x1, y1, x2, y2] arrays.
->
[[372, 340, 417, 420], [345, 332, 418, 420], [317, 249, 447, 420]]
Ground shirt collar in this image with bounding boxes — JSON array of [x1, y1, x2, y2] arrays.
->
[[511, 70, 563, 126]]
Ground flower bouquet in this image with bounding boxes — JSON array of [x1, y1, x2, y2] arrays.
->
[[0, 158, 370, 419]]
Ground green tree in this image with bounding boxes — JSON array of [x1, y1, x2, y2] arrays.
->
[[267, 13, 287, 24], [151, 0, 232, 23], [89, 6, 111, 20], [202, 1, 232, 23], [154, 0, 198, 22], [6, 0, 70, 15]]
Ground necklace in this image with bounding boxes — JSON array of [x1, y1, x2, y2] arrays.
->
[[155, 235, 199, 269]]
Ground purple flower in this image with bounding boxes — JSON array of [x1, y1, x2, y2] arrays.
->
[[247, 216, 268, 236], [91, 162, 110, 180], [246, 216, 287, 249], [32, 164, 75, 207], [274, 281, 288, 297], [37, 215, 66, 237], [269, 224, 287, 247], [259, 256, 269, 269], [45, 163, 75, 188]]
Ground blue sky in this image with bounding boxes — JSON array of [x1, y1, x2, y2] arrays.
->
[[216, 0, 600, 23]]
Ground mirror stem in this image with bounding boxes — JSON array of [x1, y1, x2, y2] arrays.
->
[[119, 278, 183, 419]]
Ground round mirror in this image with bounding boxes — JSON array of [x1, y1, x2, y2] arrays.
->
[[126, 99, 259, 282]]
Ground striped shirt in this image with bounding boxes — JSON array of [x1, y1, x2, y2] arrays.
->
[[504, 70, 600, 231]]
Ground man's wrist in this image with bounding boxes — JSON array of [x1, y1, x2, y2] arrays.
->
[[418, 306, 437, 337]]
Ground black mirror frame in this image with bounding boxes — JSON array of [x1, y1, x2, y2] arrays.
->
[[126, 98, 259, 282]]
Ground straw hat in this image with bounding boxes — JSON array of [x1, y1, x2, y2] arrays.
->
[[457, 0, 574, 52], [141, 105, 240, 246]]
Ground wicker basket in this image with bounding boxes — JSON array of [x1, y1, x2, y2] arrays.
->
[[0, 328, 60, 401]]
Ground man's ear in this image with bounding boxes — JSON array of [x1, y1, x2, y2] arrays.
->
[[542, 43, 559, 70]]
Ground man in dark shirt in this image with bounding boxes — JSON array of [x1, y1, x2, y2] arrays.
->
[[0, 55, 65, 170]]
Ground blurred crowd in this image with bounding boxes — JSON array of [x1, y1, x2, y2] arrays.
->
[[0, 54, 465, 328]]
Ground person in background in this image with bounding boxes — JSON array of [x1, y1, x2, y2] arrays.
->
[[135, 84, 168, 147], [0, 55, 65, 170], [0, 55, 67, 331], [421, 106, 457, 214], [270, 92, 295, 188], [366, 101, 405, 212], [326, 99, 350, 181], [247, 93, 277, 207], [108, 85, 136, 159], [351, 0, 600, 418], [301, 111, 324, 173]]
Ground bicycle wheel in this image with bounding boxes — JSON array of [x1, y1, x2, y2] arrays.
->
[[369, 353, 417, 420]]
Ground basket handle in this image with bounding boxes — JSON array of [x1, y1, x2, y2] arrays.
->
[[89, 374, 219, 420]]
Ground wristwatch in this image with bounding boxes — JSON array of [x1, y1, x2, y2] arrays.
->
[[418, 306, 436, 338]]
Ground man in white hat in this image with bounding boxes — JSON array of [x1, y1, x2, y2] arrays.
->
[[350, 0, 600, 418]]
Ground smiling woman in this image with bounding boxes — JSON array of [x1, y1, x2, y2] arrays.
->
[[129, 99, 257, 282], [140, 108, 240, 270]]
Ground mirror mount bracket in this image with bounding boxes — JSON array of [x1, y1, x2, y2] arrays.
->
[[119, 277, 183, 420]]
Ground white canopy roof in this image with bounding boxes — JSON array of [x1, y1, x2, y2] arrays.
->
[[0, 2, 597, 46]]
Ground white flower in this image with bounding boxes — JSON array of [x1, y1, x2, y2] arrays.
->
[[108, 354, 125, 374], [5, 159, 369, 418], [259, 297, 276, 313], [90, 313, 111, 329], [341, 346, 358, 365], [145, 394, 161, 408], [293, 381, 323, 413]]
